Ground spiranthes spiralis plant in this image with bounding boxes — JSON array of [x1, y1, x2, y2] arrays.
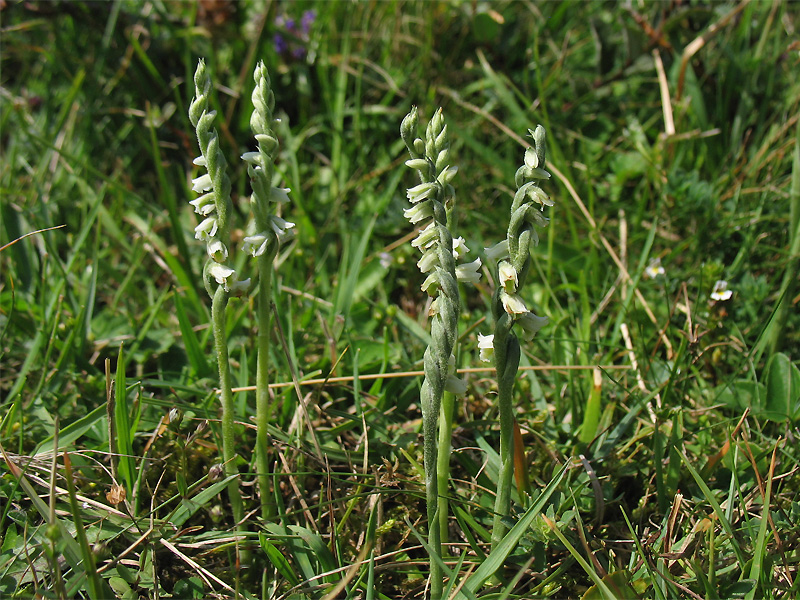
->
[[400, 106, 482, 599], [478, 125, 553, 551], [188, 59, 250, 536], [188, 59, 294, 532], [241, 61, 294, 521]]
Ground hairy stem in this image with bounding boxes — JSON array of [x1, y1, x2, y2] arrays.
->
[[212, 285, 244, 527]]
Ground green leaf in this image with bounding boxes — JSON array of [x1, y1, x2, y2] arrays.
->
[[114, 345, 136, 498], [174, 291, 211, 377], [461, 461, 570, 595], [764, 353, 800, 422], [581, 570, 639, 600], [260, 535, 300, 586], [716, 380, 767, 414], [168, 474, 238, 528]]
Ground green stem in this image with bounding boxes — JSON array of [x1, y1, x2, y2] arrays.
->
[[212, 286, 244, 528], [491, 327, 520, 549], [421, 372, 443, 600], [436, 390, 455, 548], [255, 252, 278, 520]]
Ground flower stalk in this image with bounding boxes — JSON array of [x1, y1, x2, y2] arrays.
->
[[188, 59, 246, 530], [483, 125, 553, 550], [401, 107, 478, 599], [189, 59, 293, 528], [244, 61, 293, 520]]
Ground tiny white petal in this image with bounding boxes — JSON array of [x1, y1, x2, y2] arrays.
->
[[192, 156, 207, 167], [428, 296, 441, 316], [484, 240, 509, 263], [524, 147, 539, 169], [437, 165, 458, 185], [243, 233, 269, 257], [194, 216, 218, 241], [456, 258, 482, 284], [241, 151, 261, 164], [452, 236, 470, 259], [189, 192, 215, 215], [527, 185, 554, 207], [407, 182, 436, 203], [477, 333, 494, 362], [411, 222, 438, 250], [445, 374, 468, 396], [270, 187, 291, 203], [517, 312, 549, 341], [421, 273, 440, 296], [501, 291, 528, 316], [228, 277, 252, 296], [404, 202, 433, 224], [417, 249, 438, 273], [645, 258, 665, 279], [209, 263, 235, 285], [498, 261, 518, 293], [192, 173, 213, 193], [711, 280, 733, 301], [207, 239, 228, 261], [270, 215, 295, 237]]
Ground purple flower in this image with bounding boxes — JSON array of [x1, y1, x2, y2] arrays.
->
[[301, 10, 316, 34], [273, 33, 287, 55]]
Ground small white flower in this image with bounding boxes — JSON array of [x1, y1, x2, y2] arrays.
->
[[515, 182, 552, 208], [194, 216, 218, 241], [527, 185, 553, 207], [711, 280, 733, 301], [452, 236, 470, 259], [417, 249, 438, 273], [403, 202, 434, 224], [437, 165, 458, 185], [270, 215, 295, 237], [645, 258, 665, 279], [456, 258, 482, 284], [445, 374, 468, 396], [228, 277, 252, 296], [411, 223, 438, 250], [484, 240, 509, 263], [270, 187, 291, 204], [209, 263, 235, 286], [189, 193, 216, 216], [406, 182, 436, 203], [192, 156, 207, 167], [498, 261, 518, 293], [241, 151, 262, 166], [477, 333, 494, 362], [444, 355, 467, 396], [421, 272, 439, 296], [207, 239, 228, 262], [191, 173, 213, 193], [524, 147, 539, 169], [501, 291, 528, 316], [517, 312, 549, 341], [243, 232, 270, 257], [428, 296, 441, 316]]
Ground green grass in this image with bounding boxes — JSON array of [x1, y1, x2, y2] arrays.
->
[[2, 0, 799, 598]]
